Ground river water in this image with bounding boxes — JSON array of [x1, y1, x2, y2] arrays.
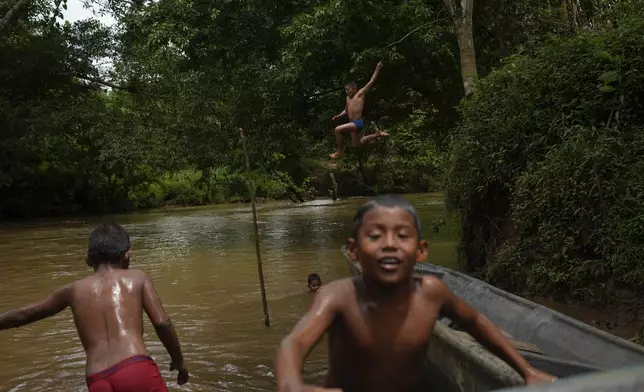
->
[[0, 193, 458, 391]]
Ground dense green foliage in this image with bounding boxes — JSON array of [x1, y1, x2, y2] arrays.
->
[[0, 0, 577, 218], [446, 3, 644, 306]]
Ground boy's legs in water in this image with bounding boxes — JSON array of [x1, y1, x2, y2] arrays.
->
[[330, 123, 390, 159]]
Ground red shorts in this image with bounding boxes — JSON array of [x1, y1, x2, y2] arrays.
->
[[86, 355, 168, 392]]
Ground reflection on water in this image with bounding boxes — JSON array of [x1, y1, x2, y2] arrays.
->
[[0, 194, 458, 391]]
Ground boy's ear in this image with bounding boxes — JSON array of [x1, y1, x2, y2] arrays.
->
[[120, 250, 132, 268], [346, 238, 358, 262], [416, 240, 429, 263]]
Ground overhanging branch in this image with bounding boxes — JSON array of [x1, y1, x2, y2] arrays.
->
[[0, 0, 32, 32], [64, 73, 136, 92], [75, 74, 134, 91]]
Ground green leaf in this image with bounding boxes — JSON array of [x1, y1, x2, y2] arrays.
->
[[592, 50, 616, 62], [598, 70, 619, 83], [598, 85, 617, 93]]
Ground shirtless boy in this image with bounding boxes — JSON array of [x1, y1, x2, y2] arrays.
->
[[0, 223, 188, 391], [329, 61, 390, 159], [276, 195, 556, 392]]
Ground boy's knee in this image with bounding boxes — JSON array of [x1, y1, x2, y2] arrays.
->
[[335, 126, 343, 133]]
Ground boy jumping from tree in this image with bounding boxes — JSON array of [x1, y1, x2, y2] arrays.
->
[[330, 61, 390, 159], [0, 223, 188, 392]]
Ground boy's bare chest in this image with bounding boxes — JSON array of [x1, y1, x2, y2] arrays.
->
[[337, 301, 440, 352], [346, 96, 365, 108]]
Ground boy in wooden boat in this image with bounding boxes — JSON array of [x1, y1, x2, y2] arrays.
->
[[308, 274, 322, 293], [275, 195, 555, 392], [0, 223, 188, 392], [329, 61, 390, 159]]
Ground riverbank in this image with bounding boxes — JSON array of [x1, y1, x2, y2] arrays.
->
[[0, 156, 438, 221]]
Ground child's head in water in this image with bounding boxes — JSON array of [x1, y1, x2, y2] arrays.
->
[[346, 195, 428, 286], [86, 223, 132, 270], [307, 274, 322, 293]]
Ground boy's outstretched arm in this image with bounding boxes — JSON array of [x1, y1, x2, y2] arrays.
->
[[276, 283, 343, 392], [359, 61, 383, 95], [434, 278, 556, 385], [332, 107, 347, 121], [142, 272, 189, 385], [0, 285, 71, 330]]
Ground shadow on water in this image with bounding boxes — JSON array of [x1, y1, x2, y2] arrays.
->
[[0, 193, 458, 391]]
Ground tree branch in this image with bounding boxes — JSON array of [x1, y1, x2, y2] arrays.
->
[[306, 88, 338, 101], [59, 72, 136, 92], [74, 74, 135, 91], [442, 0, 456, 18], [0, 0, 32, 32]]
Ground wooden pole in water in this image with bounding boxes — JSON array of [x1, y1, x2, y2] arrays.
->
[[239, 128, 270, 327], [329, 172, 338, 201]]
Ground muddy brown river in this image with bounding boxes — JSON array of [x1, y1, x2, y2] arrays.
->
[[0, 194, 459, 391]]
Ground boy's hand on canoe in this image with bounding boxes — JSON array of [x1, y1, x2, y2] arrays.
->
[[524, 367, 557, 385]]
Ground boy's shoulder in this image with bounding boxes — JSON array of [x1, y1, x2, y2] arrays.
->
[[123, 268, 150, 279], [318, 277, 357, 294], [116, 268, 151, 286], [72, 268, 150, 289], [315, 277, 358, 304], [415, 274, 451, 300]]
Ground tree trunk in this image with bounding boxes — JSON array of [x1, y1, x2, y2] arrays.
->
[[443, 0, 478, 96], [0, 0, 32, 32], [565, 0, 586, 30]]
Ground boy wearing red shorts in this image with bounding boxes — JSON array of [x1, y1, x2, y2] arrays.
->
[[0, 223, 188, 391]]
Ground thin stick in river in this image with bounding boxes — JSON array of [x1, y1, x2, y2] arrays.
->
[[239, 128, 270, 327]]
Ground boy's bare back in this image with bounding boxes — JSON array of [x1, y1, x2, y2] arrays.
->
[[317, 276, 443, 392], [0, 223, 188, 390], [69, 268, 160, 374]]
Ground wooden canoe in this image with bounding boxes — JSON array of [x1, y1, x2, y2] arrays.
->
[[499, 363, 644, 392], [341, 246, 644, 391]]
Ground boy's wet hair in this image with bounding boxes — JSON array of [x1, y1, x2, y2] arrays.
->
[[308, 273, 321, 284], [87, 223, 131, 264], [351, 195, 422, 239], [345, 81, 358, 89]]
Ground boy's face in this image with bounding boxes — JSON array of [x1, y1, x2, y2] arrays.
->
[[345, 85, 357, 98], [347, 206, 428, 286], [308, 279, 322, 293]]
